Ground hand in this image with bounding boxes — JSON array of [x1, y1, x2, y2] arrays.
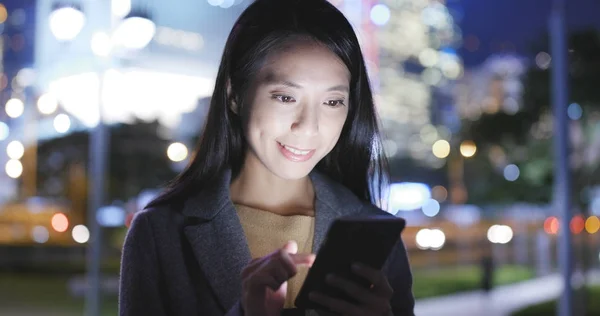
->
[[309, 263, 393, 316], [241, 241, 316, 316]]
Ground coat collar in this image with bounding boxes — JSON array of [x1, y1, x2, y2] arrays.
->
[[181, 168, 368, 312]]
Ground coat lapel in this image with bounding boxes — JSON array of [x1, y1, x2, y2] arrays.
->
[[179, 169, 368, 312], [181, 169, 251, 312]]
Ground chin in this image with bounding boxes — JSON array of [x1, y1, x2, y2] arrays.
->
[[268, 161, 317, 180]]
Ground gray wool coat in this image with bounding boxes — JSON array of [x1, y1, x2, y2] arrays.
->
[[118, 169, 415, 316]]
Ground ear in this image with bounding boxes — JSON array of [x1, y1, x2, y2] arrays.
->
[[227, 79, 240, 115]]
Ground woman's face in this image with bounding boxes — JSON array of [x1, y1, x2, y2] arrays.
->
[[241, 41, 350, 180]]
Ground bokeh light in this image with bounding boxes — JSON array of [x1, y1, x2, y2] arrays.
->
[[51, 213, 70, 233], [370, 4, 391, 26], [167, 142, 188, 162], [544, 216, 559, 235], [421, 199, 440, 217], [585, 216, 599, 234], [487, 225, 513, 244], [37, 93, 59, 114], [503, 164, 520, 181], [53, 114, 71, 133], [32, 226, 50, 244], [7, 140, 24, 159], [431, 185, 448, 202], [5, 98, 24, 118], [72, 225, 90, 244], [432, 140, 450, 158], [570, 215, 585, 234], [459, 140, 477, 158], [0, 122, 9, 141], [5, 159, 23, 178]]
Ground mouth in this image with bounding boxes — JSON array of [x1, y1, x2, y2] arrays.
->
[[277, 142, 316, 162]]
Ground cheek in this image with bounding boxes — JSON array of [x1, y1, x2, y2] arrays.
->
[[246, 105, 288, 139]]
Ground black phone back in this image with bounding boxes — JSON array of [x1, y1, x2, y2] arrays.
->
[[294, 216, 406, 310]]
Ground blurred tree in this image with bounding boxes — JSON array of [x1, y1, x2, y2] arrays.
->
[[459, 29, 600, 206], [35, 120, 178, 215]]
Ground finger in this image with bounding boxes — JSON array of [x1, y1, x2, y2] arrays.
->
[[290, 253, 316, 267], [308, 292, 365, 316], [282, 240, 298, 254], [241, 257, 266, 279], [325, 274, 385, 307], [248, 249, 299, 291], [352, 263, 394, 297]]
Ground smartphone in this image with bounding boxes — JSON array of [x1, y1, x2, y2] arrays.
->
[[294, 216, 406, 310]]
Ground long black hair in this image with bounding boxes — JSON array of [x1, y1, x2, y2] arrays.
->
[[147, 0, 389, 209]]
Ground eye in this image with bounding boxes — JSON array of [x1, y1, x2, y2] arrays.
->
[[325, 99, 346, 107], [273, 95, 296, 103]]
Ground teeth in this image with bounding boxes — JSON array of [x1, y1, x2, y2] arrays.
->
[[283, 145, 310, 155]]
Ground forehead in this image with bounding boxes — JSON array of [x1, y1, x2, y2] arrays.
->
[[257, 42, 350, 84]]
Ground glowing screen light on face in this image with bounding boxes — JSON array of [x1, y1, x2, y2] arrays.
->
[[387, 182, 431, 214]]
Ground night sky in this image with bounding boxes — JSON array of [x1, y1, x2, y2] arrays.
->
[[457, 0, 600, 67]]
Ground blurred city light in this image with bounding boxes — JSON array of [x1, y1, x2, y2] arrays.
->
[[0, 122, 8, 140], [32, 226, 50, 244], [421, 199, 440, 217], [49, 6, 85, 41], [91, 32, 112, 57], [432, 139, 450, 158], [388, 182, 431, 212], [585, 216, 599, 234], [503, 164, 520, 181], [0, 4, 7, 24], [16, 68, 36, 87], [370, 4, 391, 26], [544, 216, 560, 235], [6, 140, 24, 160], [487, 225, 513, 244], [5, 159, 23, 178], [459, 140, 477, 158], [53, 114, 71, 134], [416, 228, 446, 250], [431, 185, 447, 202], [570, 215, 585, 234], [112, 13, 156, 50], [112, 0, 132, 18], [97, 205, 126, 227], [51, 213, 69, 233], [37, 93, 59, 114], [167, 142, 188, 162], [72, 225, 90, 244], [5, 98, 24, 118], [567, 103, 582, 120], [535, 52, 551, 69]]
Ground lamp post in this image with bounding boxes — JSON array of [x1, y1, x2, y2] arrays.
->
[[48, 2, 155, 315]]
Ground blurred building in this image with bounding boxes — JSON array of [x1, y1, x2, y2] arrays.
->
[[454, 53, 528, 120], [374, 0, 463, 168]]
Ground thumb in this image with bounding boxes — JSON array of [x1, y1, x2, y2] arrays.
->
[[282, 240, 298, 254]]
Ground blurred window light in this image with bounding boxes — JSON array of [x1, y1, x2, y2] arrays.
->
[[5, 159, 23, 179], [503, 164, 520, 181], [16, 68, 35, 87], [567, 103, 582, 120], [53, 114, 71, 134], [111, 0, 131, 18], [49, 6, 85, 41], [91, 32, 112, 57], [37, 93, 59, 115], [431, 185, 447, 202], [112, 14, 156, 50], [585, 216, 599, 234], [7, 140, 24, 159], [5, 98, 24, 118], [167, 142, 188, 162], [432, 139, 450, 158], [388, 182, 431, 213], [51, 213, 69, 233], [421, 199, 440, 217], [487, 224, 513, 244], [370, 4, 390, 26], [72, 225, 90, 244], [0, 122, 9, 141], [416, 228, 445, 250], [535, 52, 551, 70], [32, 226, 50, 244], [544, 216, 560, 235]]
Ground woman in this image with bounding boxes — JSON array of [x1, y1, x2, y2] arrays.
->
[[119, 0, 414, 315]]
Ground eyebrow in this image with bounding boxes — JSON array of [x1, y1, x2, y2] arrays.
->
[[261, 72, 349, 93]]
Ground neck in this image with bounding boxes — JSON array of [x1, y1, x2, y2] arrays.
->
[[229, 159, 315, 216]]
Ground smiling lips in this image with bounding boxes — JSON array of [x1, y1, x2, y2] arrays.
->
[[277, 142, 316, 162]]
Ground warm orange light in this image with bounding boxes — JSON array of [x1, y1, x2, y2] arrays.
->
[[570, 215, 585, 235], [432, 185, 448, 202], [585, 216, 600, 234], [51, 213, 69, 233], [544, 216, 559, 235]]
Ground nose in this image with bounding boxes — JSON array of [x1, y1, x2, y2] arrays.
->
[[291, 104, 319, 137]]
